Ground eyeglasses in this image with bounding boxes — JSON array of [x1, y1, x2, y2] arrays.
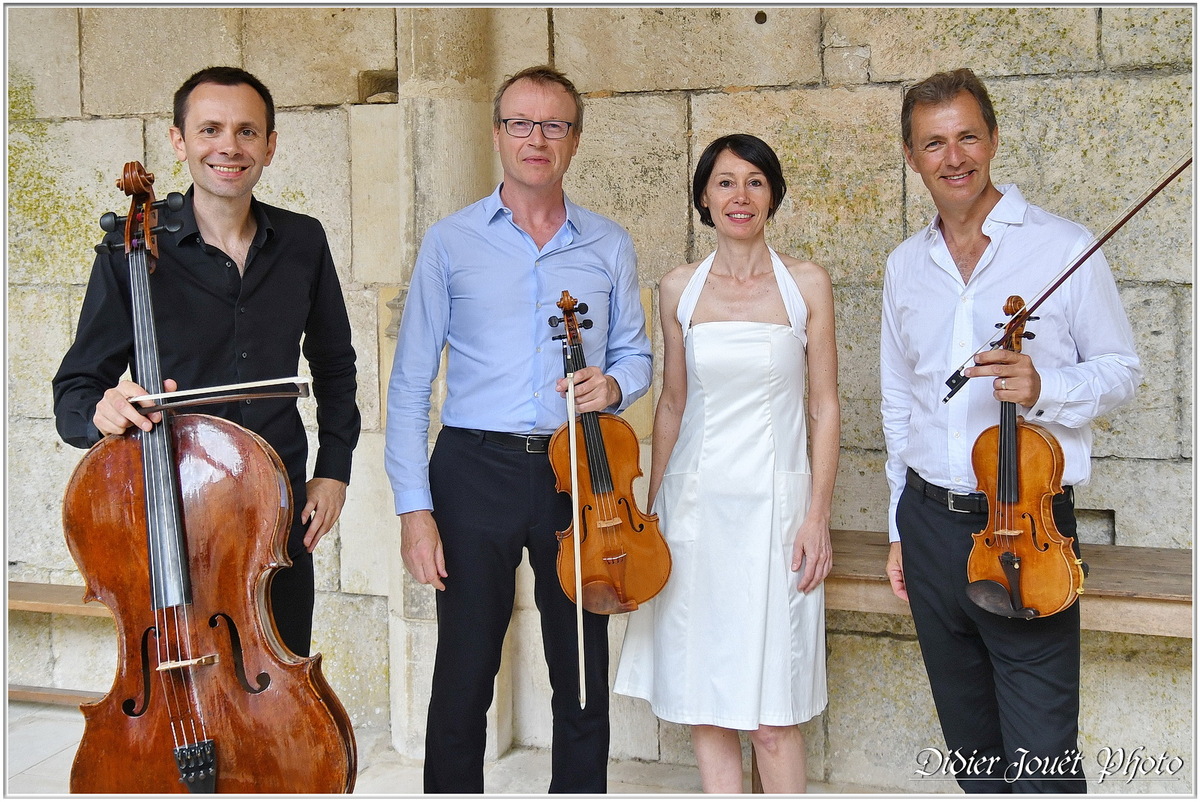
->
[[500, 118, 574, 139]]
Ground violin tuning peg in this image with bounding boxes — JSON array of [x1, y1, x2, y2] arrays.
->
[[576, 302, 588, 315], [580, 319, 594, 330], [1023, 331, 1036, 340], [548, 315, 563, 328]]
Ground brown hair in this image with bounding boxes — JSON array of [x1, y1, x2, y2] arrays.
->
[[492, 65, 584, 133], [901, 68, 997, 150], [174, 66, 275, 135]]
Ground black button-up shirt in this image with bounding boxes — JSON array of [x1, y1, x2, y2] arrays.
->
[[53, 188, 360, 547]]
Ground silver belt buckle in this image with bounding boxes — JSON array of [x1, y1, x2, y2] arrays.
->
[[946, 490, 975, 513]]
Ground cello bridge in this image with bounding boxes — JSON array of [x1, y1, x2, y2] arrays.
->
[[157, 654, 218, 672]]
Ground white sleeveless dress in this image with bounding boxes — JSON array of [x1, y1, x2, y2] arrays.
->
[[614, 249, 827, 728]]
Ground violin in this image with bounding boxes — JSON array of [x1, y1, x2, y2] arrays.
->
[[547, 290, 672, 616], [62, 162, 356, 793], [964, 295, 1085, 619]]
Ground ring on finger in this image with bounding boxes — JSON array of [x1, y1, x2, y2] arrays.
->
[[1000, 378, 1007, 390]]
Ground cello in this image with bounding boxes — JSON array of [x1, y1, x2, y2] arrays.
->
[[547, 290, 672, 617], [62, 162, 356, 793], [964, 296, 1084, 619]]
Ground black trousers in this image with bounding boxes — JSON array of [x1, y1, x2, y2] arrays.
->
[[269, 543, 314, 658], [898, 480, 1086, 794], [422, 426, 610, 794]]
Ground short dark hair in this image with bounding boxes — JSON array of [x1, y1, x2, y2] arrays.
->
[[901, 67, 997, 150], [173, 66, 275, 135], [492, 65, 584, 133], [692, 134, 787, 228]]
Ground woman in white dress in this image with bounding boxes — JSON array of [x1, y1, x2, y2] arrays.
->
[[614, 134, 840, 793]]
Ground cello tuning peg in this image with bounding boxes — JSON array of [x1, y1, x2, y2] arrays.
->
[[94, 241, 116, 255], [153, 220, 182, 235], [99, 212, 125, 233], [156, 192, 185, 212], [548, 315, 563, 328]]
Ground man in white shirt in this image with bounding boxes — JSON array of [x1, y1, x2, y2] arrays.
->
[[880, 68, 1140, 793]]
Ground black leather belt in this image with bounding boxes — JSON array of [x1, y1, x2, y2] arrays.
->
[[457, 427, 552, 453], [906, 468, 1073, 514]]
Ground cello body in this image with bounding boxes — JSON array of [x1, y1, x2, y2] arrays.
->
[[63, 414, 357, 793], [62, 162, 355, 793]]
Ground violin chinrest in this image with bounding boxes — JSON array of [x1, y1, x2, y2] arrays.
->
[[966, 579, 1039, 619]]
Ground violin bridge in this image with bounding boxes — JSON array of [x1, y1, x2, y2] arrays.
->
[[157, 654, 218, 672], [596, 517, 621, 529]]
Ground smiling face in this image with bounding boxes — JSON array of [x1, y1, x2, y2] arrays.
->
[[699, 148, 774, 241], [903, 90, 1000, 218], [169, 81, 277, 206], [492, 78, 580, 195]]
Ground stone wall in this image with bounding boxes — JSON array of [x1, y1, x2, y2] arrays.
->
[[6, 6, 1192, 793]]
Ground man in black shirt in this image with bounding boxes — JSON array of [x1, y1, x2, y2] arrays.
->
[[52, 66, 360, 657]]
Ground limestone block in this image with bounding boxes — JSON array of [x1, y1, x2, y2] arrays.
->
[[1180, 291, 1193, 462], [823, 7, 1099, 82], [1081, 458, 1191, 548], [488, 9, 552, 81], [691, 86, 903, 285], [387, 602, 437, 757], [1092, 285, 1180, 460], [825, 45, 871, 86], [312, 590, 390, 728], [9, 287, 71, 420], [80, 8, 239, 116], [555, 8, 821, 93], [831, 449, 890, 534], [411, 97, 496, 238], [340, 432, 394, 598], [244, 8, 396, 108], [824, 628, 953, 792], [1101, 7, 1194, 69], [658, 718, 696, 766], [7, 8, 81, 119], [510, 607, 553, 748], [7, 419, 86, 574], [346, 287, 380, 432], [1079, 630, 1193, 793], [833, 284, 883, 418], [981, 75, 1192, 286], [397, 8, 492, 96], [51, 615, 117, 693], [9, 117, 143, 287], [147, 107, 354, 273], [607, 613, 659, 761], [351, 103, 407, 285], [6, 612, 55, 687], [564, 93, 689, 283]]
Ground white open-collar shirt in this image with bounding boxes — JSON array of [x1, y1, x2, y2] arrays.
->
[[880, 184, 1142, 541]]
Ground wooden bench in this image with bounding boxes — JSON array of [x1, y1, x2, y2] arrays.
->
[[827, 529, 1193, 639], [7, 532, 1191, 706]]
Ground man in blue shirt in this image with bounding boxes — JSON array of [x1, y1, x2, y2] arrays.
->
[[385, 65, 652, 793]]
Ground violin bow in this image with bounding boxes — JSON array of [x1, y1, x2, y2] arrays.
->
[[943, 151, 1192, 403], [566, 373, 587, 709]]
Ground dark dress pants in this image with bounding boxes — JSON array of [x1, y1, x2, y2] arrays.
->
[[898, 482, 1086, 794], [269, 514, 316, 658], [422, 426, 611, 793]]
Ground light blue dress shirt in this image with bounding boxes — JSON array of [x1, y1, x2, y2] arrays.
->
[[385, 185, 653, 514]]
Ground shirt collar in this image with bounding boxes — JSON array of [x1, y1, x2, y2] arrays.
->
[[170, 186, 274, 248], [485, 182, 583, 235], [923, 183, 1028, 240]]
